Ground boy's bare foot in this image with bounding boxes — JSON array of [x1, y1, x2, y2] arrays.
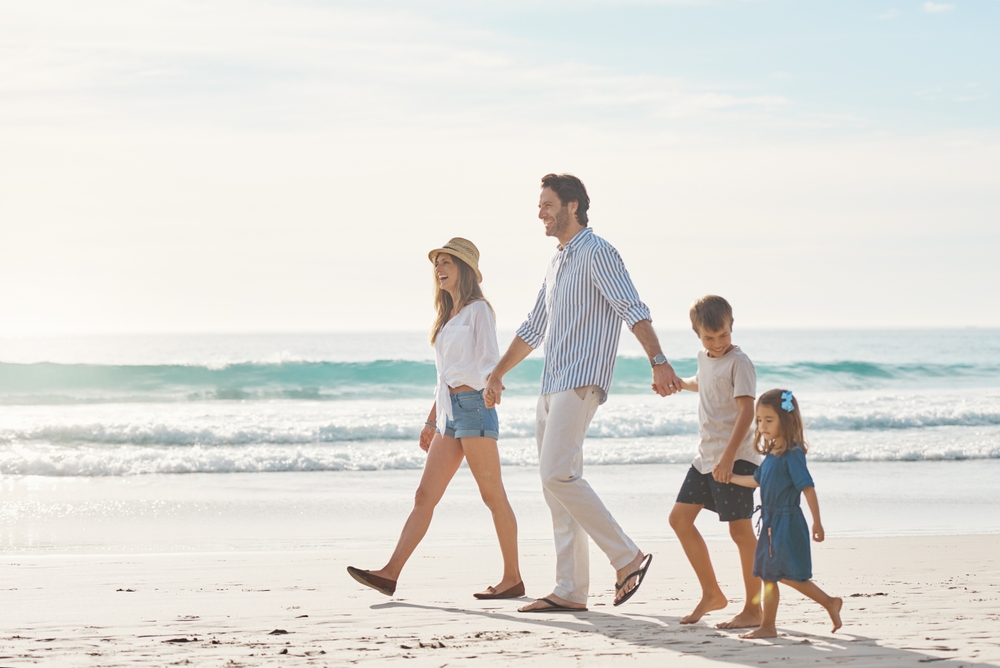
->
[[519, 593, 586, 612], [827, 596, 843, 632], [715, 608, 762, 629], [679, 590, 728, 624], [739, 626, 778, 639]]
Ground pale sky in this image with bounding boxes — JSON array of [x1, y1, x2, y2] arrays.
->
[[2, 0, 998, 335]]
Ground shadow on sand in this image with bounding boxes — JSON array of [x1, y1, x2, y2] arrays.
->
[[373, 600, 991, 667]]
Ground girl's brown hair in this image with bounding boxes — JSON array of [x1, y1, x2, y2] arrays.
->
[[754, 388, 808, 457], [430, 253, 493, 344]]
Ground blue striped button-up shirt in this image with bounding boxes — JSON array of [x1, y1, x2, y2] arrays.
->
[[516, 227, 651, 403]]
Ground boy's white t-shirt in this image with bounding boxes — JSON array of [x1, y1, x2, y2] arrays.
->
[[691, 345, 762, 474]]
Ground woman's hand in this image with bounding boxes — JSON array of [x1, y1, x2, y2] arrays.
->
[[484, 374, 505, 408], [419, 424, 436, 452]]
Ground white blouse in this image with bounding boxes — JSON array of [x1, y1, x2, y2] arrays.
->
[[433, 300, 500, 430]]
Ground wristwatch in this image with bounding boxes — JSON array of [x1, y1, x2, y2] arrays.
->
[[651, 354, 668, 367]]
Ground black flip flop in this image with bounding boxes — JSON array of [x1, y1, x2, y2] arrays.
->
[[519, 597, 588, 613], [613, 553, 653, 607]]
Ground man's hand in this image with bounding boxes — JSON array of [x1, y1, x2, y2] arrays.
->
[[419, 424, 435, 452], [652, 361, 682, 397], [812, 521, 825, 542], [484, 373, 505, 408], [712, 452, 736, 484], [631, 320, 681, 397]]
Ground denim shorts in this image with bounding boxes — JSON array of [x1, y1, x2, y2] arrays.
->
[[442, 390, 499, 440]]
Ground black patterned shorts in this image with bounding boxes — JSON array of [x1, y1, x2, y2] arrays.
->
[[675, 460, 758, 522]]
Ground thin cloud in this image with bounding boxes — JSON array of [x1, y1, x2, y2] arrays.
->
[[0, 0, 791, 141], [922, 2, 955, 13], [876, 8, 900, 19]]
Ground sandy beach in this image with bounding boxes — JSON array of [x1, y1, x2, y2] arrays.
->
[[3, 515, 999, 666]]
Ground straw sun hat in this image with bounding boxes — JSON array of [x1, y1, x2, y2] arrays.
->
[[428, 237, 483, 283]]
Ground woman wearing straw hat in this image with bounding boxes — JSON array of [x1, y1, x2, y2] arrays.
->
[[347, 238, 524, 600]]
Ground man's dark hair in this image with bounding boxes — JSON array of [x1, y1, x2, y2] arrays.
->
[[541, 173, 590, 226]]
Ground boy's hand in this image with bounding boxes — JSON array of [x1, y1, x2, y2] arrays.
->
[[712, 452, 736, 484], [812, 522, 825, 542]]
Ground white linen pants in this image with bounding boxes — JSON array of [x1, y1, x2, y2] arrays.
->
[[536, 386, 639, 604]]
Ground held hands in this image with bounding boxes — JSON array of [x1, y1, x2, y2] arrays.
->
[[812, 522, 825, 543], [651, 362, 683, 397], [484, 373, 505, 408], [419, 424, 435, 452], [712, 452, 737, 484]]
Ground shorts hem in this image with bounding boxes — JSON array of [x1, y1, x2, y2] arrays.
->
[[450, 429, 499, 440]]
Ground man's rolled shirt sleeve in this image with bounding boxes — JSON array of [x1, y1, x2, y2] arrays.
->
[[591, 245, 651, 331]]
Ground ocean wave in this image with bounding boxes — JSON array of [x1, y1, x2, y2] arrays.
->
[[2, 357, 999, 405], [3, 433, 999, 477], [2, 402, 999, 448]]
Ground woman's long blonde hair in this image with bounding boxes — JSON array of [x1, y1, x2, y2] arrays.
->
[[430, 253, 493, 344], [753, 388, 809, 457]]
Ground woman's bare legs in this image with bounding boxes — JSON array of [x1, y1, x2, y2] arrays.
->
[[367, 432, 465, 581], [462, 436, 521, 591]]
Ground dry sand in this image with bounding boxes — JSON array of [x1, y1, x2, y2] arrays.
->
[[3, 533, 999, 667]]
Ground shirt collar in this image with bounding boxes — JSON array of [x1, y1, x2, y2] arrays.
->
[[557, 227, 593, 252]]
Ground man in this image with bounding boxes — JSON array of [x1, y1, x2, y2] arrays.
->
[[485, 173, 682, 612]]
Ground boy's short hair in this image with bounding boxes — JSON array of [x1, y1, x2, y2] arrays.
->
[[690, 295, 733, 333]]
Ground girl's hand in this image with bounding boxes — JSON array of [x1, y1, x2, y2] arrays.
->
[[812, 522, 825, 543], [419, 424, 435, 452]]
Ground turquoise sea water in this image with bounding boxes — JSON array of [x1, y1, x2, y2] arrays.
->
[[2, 329, 999, 550], [0, 329, 998, 475]]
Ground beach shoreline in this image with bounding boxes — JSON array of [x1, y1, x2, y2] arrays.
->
[[5, 461, 1000, 556], [3, 327, 999, 665]]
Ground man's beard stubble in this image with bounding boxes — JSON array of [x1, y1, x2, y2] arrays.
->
[[547, 207, 570, 238]]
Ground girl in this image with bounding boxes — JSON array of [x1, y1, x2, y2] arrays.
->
[[347, 238, 523, 600], [730, 388, 842, 638]]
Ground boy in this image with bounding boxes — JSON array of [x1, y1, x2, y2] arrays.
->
[[671, 295, 762, 629]]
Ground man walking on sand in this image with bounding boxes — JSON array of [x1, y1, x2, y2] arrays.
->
[[484, 173, 682, 612]]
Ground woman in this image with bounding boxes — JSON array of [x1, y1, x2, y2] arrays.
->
[[347, 237, 523, 600]]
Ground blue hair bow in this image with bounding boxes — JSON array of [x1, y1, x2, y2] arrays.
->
[[781, 390, 795, 412]]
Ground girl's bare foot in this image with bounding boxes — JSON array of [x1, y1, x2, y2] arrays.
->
[[739, 626, 778, 639], [827, 596, 843, 632], [680, 590, 728, 624]]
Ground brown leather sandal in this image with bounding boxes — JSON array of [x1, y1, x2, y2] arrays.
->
[[346, 566, 396, 596], [473, 580, 525, 599]]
